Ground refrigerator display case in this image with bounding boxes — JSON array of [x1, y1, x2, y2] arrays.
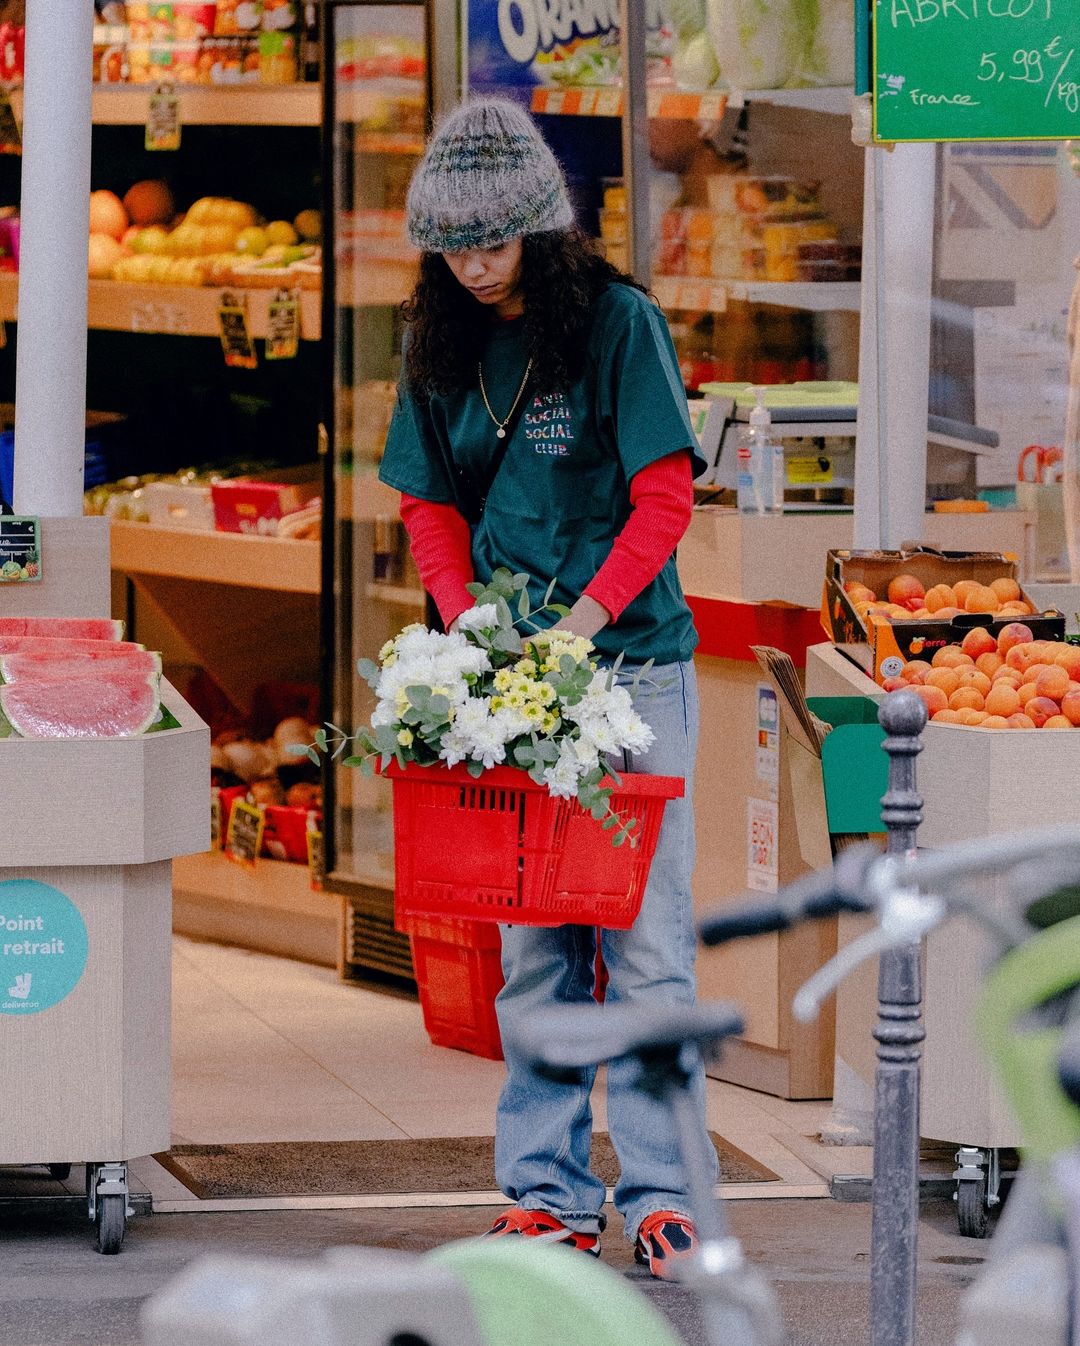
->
[[321, 0, 437, 981]]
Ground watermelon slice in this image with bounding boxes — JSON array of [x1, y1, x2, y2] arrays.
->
[[0, 617, 124, 641], [0, 672, 160, 738], [0, 635, 145, 658], [0, 649, 162, 683]]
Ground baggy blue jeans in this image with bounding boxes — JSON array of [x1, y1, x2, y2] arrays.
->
[[494, 659, 717, 1241]]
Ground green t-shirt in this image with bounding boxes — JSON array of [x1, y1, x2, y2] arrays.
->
[[379, 283, 707, 665]]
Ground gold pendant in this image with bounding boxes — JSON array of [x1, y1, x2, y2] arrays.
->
[[496, 427, 506, 439]]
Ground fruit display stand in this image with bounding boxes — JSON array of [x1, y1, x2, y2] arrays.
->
[[805, 640, 1080, 1225], [0, 519, 209, 1252]]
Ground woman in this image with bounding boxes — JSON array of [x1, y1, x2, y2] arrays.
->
[[378, 98, 716, 1280]]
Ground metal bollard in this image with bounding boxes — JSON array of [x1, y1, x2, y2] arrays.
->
[[871, 690, 928, 1346]]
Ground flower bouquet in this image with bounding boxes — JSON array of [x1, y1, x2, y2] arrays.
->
[[312, 570, 684, 929]]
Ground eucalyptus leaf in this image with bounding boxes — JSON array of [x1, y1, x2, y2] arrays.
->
[[286, 743, 309, 756], [343, 755, 368, 768], [466, 759, 485, 779], [612, 831, 627, 848], [602, 814, 619, 830], [306, 746, 320, 766], [549, 603, 572, 618], [517, 586, 531, 620]]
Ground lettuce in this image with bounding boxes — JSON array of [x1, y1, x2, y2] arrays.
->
[[706, 0, 802, 90], [798, 0, 854, 86], [674, 30, 721, 88]]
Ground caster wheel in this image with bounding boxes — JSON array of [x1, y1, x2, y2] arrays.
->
[[48, 1164, 71, 1181], [96, 1193, 126, 1255], [956, 1177, 989, 1238]]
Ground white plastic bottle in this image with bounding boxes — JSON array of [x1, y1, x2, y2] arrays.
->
[[736, 387, 785, 515]]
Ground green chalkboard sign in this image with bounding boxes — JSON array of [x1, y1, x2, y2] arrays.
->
[[874, 0, 1080, 142]]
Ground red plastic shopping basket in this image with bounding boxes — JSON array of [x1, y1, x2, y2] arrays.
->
[[387, 761, 683, 930]]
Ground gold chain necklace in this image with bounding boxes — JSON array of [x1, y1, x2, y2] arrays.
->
[[478, 358, 533, 440]]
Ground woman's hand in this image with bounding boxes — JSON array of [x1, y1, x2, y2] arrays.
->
[[549, 595, 610, 641]]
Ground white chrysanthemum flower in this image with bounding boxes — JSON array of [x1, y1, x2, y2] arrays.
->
[[456, 603, 498, 634]]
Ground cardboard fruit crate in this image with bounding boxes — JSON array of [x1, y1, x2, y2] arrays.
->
[[820, 547, 1064, 683]]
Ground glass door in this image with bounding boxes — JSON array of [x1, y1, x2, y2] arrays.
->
[[321, 0, 431, 978]]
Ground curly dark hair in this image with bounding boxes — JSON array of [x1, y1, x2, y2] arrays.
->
[[401, 228, 647, 399]]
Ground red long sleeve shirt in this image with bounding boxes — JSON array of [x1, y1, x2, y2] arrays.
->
[[399, 449, 694, 630]]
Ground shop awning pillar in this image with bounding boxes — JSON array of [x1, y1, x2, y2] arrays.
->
[[853, 143, 936, 550], [11, 0, 95, 518]]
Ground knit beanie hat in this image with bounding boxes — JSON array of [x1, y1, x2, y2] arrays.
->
[[406, 98, 575, 253]]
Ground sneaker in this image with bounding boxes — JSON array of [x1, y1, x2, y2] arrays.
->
[[484, 1207, 601, 1255], [634, 1210, 698, 1280]]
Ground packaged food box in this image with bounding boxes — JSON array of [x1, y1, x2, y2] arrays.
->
[[145, 480, 215, 531], [211, 466, 321, 536], [174, 2, 217, 39], [601, 179, 626, 213], [763, 220, 837, 282], [821, 547, 1065, 683], [261, 0, 298, 30], [598, 209, 626, 244], [258, 29, 296, 80], [707, 175, 821, 219], [261, 804, 318, 864], [214, 0, 261, 33]]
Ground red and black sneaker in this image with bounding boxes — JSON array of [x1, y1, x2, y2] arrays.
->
[[634, 1210, 698, 1280], [484, 1207, 601, 1255]]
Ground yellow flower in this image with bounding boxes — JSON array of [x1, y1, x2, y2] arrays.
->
[[397, 729, 414, 748], [522, 703, 544, 723], [494, 669, 514, 692], [506, 690, 526, 709], [401, 623, 425, 635], [536, 682, 557, 707], [515, 658, 538, 677], [395, 689, 409, 716], [383, 652, 397, 667], [541, 712, 559, 734], [491, 696, 505, 711], [430, 686, 450, 699], [379, 640, 396, 661]]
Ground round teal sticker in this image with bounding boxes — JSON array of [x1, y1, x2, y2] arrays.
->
[[0, 879, 88, 1015]]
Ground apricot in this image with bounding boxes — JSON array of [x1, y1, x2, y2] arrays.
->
[[909, 608, 933, 620], [907, 684, 949, 715], [1054, 647, 1080, 680], [1020, 663, 1052, 685], [961, 627, 998, 660], [965, 585, 1002, 613], [953, 580, 981, 603], [935, 607, 964, 619], [1006, 642, 1048, 672], [1025, 696, 1060, 727], [999, 602, 1031, 616], [925, 584, 958, 613], [949, 687, 985, 712], [990, 577, 1022, 604], [956, 708, 988, 726], [1036, 665, 1071, 702], [845, 581, 876, 600], [1061, 690, 1080, 726], [956, 668, 992, 696], [1043, 715, 1074, 729], [1007, 713, 1036, 729], [998, 622, 1034, 655], [931, 646, 974, 669], [900, 660, 932, 684], [975, 651, 1005, 677], [887, 574, 925, 606], [984, 683, 1021, 718], [991, 666, 1022, 684], [926, 667, 961, 697], [881, 676, 907, 693], [982, 715, 1010, 729], [931, 708, 962, 724], [1018, 682, 1040, 707]]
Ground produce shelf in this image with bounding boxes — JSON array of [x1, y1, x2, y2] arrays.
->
[[530, 85, 852, 119], [652, 275, 861, 313], [0, 273, 322, 338], [110, 520, 321, 594], [9, 84, 321, 127], [355, 131, 425, 155]]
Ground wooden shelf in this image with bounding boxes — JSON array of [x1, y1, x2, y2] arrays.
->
[[652, 275, 861, 313], [9, 84, 321, 127], [0, 273, 322, 338], [531, 85, 852, 120], [110, 520, 321, 594], [355, 131, 425, 155], [364, 581, 425, 607]]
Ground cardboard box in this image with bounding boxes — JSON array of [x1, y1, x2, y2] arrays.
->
[[145, 481, 215, 532], [211, 466, 320, 537], [821, 547, 1064, 682]]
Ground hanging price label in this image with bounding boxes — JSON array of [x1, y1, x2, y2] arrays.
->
[[218, 290, 258, 369], [0, 516, 40, 582], [265, 288, 300, 361], [306, 824, 325, 892], [225, 799, 264, 870], [145, 82, 181, 152]]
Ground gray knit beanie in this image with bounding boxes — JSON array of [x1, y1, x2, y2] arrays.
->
[[406, 98, 575, 253]]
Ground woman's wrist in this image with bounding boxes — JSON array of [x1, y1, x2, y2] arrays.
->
[[550, 595, 610, 641]]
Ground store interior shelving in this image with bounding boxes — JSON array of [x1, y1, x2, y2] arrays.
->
[[651, 276, 861, 314], [111, 520, 320, 593], [530, 84, 851, 119], [8, 83, 321, 128]]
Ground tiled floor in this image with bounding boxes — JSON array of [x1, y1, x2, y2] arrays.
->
[[156, 934, 867, 1205]]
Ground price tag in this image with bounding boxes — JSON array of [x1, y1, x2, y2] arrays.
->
[[265, 288, 300, 361], [0, 86, 21, 155], [0, 516, 40, 582], [306, 824, 325, 892], [225, 799, 264, 870], [210, 788, 222, 848], [788, 455, 834, 485], [145, 82, 181, 152], [218, 290, 257, 369]]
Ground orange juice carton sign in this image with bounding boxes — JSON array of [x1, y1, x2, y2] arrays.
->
[[820, 547, 1064, 683]]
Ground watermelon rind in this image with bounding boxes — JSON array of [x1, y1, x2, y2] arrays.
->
[[0, 649, 162, 683], [0, 617, 124, 641], [0, 672, 160, 739]]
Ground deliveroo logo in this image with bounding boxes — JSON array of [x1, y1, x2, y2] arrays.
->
[[0, 879, 89, 1015]]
